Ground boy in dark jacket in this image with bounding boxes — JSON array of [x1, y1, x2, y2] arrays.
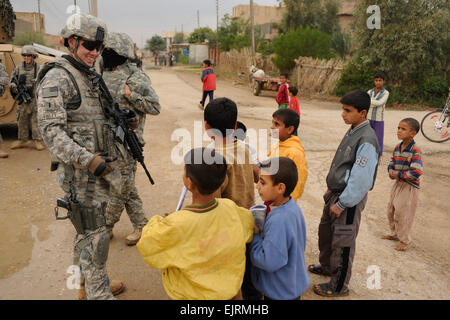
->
[[199, 59, 216, 110], [308, 89, 380, 297]]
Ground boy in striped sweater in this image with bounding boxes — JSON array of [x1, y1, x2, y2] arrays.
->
[[382, 118, 423, 251]]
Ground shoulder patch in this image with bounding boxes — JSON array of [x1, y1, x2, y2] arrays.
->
[[42, 86, 58, 98]]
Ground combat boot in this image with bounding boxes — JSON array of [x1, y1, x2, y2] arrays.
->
[[0, 146, 8, 158], [34, 140, 46, 151], [10, 140, 28, 149], [78, 280, 125, 300], [125, 229, 142, 246]]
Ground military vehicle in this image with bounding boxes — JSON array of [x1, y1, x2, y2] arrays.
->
[[0, 43, 64, 125]]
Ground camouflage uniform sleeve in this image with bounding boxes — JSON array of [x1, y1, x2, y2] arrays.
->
[[127, 68, 161, 115], [37, 68, 95, 167], [0, 63, 8, 86], [9, 66, 19, 86]]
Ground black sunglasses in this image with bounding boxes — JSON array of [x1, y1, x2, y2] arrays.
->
[[81, 39, 104, 52], [22, 54, 33, 57]]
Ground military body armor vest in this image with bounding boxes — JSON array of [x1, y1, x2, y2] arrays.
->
[[17, 62, 39, 91]]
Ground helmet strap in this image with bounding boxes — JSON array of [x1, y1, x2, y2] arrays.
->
[[71, 38, 92, 69]]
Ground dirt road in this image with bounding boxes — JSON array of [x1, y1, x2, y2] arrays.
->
[[0, 65, 449, 300]]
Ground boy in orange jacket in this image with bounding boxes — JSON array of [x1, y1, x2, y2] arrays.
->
[[268, 109, 308, 201]]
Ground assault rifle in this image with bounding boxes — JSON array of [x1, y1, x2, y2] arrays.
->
[[60, 54, 155, 185], [11, 74, 32, 105], [95, 76, 155, 185]]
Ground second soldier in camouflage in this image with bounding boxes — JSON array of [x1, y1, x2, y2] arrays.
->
[[102, 32, 161, 245]]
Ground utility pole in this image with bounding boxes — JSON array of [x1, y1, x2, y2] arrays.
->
[[37, 0, 40, 15], [216, 0, 219, 34], [197, 10, 200, 29], [90, 0, 98, 17], [250, 0, 255, 56], [215, 0, 219, 66]]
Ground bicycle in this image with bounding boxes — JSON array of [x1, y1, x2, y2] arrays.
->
[[420, 89, 450, 143]]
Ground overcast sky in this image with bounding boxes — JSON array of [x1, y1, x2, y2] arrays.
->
[[9, 0, 280, 48]]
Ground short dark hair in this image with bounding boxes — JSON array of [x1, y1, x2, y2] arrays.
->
[[272, 108, 300, 133], [204, 97, 238, 137], [203, 59, 211, 66], [280, 73, 289, 79], [184, 148, 227, 195], [233, 121, 247, 141], [288, 86, 298, 96], [340, 89, 371, 113], [400, 118, 420, 133], [374, 72, 386, 80], [259, 157, 298, 197]]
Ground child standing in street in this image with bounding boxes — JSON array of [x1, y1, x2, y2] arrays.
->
[[199, 59, 216, 110], [137, 147, 254, 300], [382, 118, 423, 251], [204, 98, 259, 300], [268, 109, 308, 201], [367, 72, 389, 155], [308, 89, 380, 297], [288, 86, 300, 117], [276, 73, 289, 109], [250, 157, 310, 300]]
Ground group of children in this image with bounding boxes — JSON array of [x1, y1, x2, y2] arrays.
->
[[135, 70, 423, 300]]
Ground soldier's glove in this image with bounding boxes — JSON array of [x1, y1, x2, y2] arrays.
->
[[87, 155, 115, 178], [122, 108, 139, 130], [9, 83, 18, 95]]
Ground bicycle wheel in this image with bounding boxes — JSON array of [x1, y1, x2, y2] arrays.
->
[[421, 110, 450, 143]]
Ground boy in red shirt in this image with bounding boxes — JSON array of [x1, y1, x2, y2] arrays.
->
[[276, 73, 289, 109], [198, 59, 216, 110], [288, 86, 300, 117]]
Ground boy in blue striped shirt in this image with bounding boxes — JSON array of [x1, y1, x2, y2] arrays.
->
[[382, 118, 423, 251]]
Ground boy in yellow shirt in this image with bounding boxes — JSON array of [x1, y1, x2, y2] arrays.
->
[[137, 147, 255, 300], [268, 109, 308, 200]]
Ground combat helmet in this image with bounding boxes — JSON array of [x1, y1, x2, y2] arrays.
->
[[104, 32, 135, 59], [21, 45, 38, 57], [60, 13, 107, 48]]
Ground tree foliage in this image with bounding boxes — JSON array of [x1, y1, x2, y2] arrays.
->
[[272, 26, 334, 72], [12, 31, 46, 46], [217, 14, 250, 51], [187, 27, 216, 46], [277, 0, 340, 35], [173, 32, 185, 44], [0, 0, 15, 40], [217, 14, 271, 52], [146, 35, 166, 52], [335, 0, 450, 106]]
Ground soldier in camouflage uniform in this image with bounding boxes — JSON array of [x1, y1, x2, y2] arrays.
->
[[9, 45, 45, 151], [102, 32, 161, 245], [0, 61, 9, 158], [36, 13, 125, 300]]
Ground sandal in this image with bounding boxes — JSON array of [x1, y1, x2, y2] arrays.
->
[[381, 235, 399, 241], [395, 242, 409, 251], [313, 283, 349, 297], [308, 264, 331, 276]]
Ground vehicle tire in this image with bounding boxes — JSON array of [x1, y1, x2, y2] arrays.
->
[[420, 109, 450, 143], [253, 80, 262, 96]]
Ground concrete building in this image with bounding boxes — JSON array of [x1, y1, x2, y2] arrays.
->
[[232, 1, 359, 35], [337, 0, 359, 32], [14, 12, 45, 34], [232, 4, 284, 26], [162, 31, 190, 49]]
